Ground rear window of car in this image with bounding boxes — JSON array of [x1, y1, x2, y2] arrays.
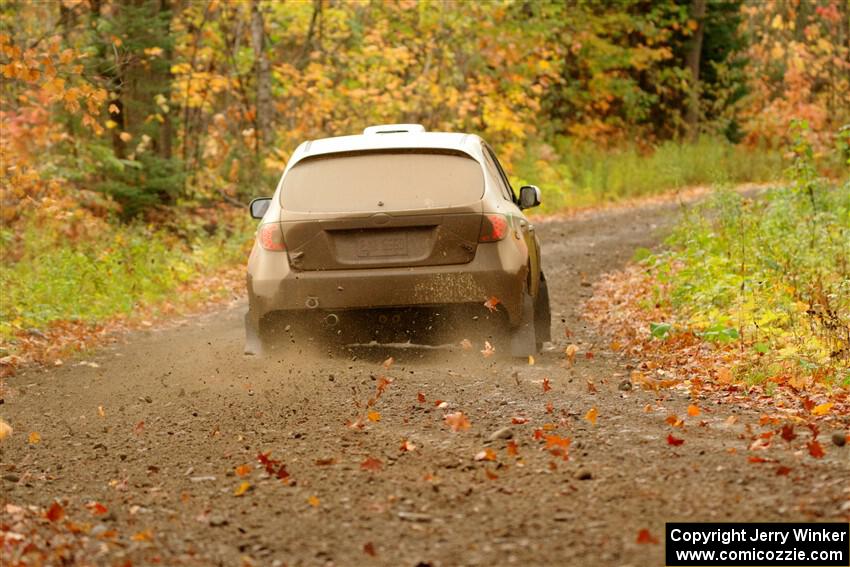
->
[[280, 150, 484, 213]]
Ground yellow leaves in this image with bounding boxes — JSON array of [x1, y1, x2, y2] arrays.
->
[[0, 419, 12, 441], [98, 406, 106, 418], [108, 103, 120, 115], [770, 14, 783, 30], [233, 481, 251, 496], [527, 355, 535, 366], [144, 47, 163, 57], [584, 407, 598, 425], [565, 344, 578, 366], [131, 529, 153, 542], [811, 402, 833, 416], [28, 431, 41, 444], [106, 120, 118, 129]]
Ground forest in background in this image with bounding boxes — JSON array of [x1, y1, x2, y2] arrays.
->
[[1, 0, 849, 363]]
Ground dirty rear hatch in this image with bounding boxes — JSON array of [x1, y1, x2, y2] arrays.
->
[[279, 150, 484, 271]]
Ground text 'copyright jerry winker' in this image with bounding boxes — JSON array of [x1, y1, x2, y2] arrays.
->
[[665, 523, 849, 566]]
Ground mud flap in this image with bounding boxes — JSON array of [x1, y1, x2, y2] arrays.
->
[[244, 313, 265, 356], [510, 292, 537, 358]]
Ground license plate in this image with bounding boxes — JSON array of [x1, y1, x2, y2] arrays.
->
[[357, 233, 408, 257]]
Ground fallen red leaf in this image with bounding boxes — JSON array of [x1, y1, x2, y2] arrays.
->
[[417, 392, 426, 403], [780, 424, 796, 442], [506, 440, 518, 456], [807, 440, 825, 458], [375, 376, 392, 397], [775, 465, 792, 476], [748, 456, 772, 463], [485, 469, 499, 480], [511, 417, 528, 424], [483, 296, 501, 312], [545, 401, 554, 414], [637, 529, 659, 544], [46, 501, 65, 522], [542, 378, 551, 392], [363, 542, 377, 556], [361, 457, 383, 471], [666, 434, 684, 446], [133, 420, 145, 435], [257, 452, 289, 479]]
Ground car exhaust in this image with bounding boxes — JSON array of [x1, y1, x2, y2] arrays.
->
[[323, 313, 339, 328]]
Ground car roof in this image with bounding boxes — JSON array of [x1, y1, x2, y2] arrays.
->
[[285, 125, 485, 171]]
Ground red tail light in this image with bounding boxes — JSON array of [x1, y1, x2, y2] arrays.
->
[[479, 214, 509, 242], [258, 223, 286, 251]]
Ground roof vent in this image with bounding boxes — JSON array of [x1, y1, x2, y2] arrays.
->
[[363, 123, 426, 135]]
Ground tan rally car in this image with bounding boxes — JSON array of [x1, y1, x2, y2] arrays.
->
[[245, 124, 550, 357]]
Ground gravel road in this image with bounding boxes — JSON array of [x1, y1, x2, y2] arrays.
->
[[2, 198, 847, 566]]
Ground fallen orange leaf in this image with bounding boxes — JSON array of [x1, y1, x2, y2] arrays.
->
[[687, 404, 700, 417], [307, 495, 320, 507], [506, 440, 518, 456], [584, 407, 598, 425], [484, 296, 501, 312], [807, 440, 825, 458], [235, 464, 252, 477], [444, 412, 471, 432], [367, 410, 381, 422], [131, 529, 153, 542], [474, 448, 497, 461], [233, 481, 251, 496], [28, 431, 41, 444]]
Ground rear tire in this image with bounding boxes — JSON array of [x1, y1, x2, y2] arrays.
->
[[535, 273, 552, 347], [510, 290, 538, 358]]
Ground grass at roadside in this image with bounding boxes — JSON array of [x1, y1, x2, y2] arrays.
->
[[0, 206, 253, 368], [585, 127, 849, 421], [513, 136, 786, 213]]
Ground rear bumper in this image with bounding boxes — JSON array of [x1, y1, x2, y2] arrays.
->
[[247, 240, 528, 326]]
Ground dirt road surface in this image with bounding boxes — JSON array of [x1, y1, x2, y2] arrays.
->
[[3, 199, 848, 566]]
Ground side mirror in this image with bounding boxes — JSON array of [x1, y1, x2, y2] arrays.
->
[[518, 185, 541, 209], [249, 197, 272, 219]]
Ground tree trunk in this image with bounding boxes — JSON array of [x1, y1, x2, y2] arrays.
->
[[159, 0, 174, 162], [685, 0, 706, 142], [251, 0, 271, 154]]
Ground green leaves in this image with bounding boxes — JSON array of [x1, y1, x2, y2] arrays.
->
[[649, 322, 672, 339]]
